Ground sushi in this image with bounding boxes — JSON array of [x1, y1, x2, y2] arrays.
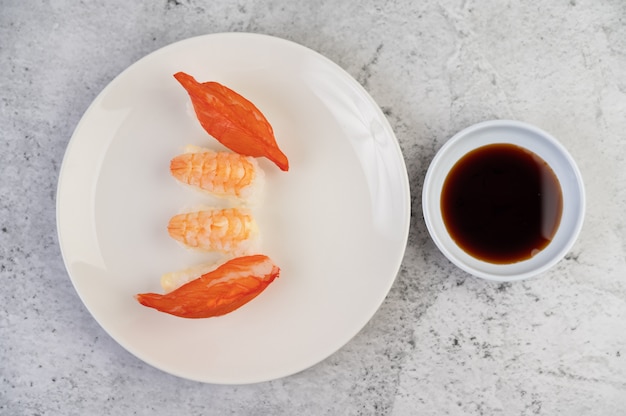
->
[[170, 146, 264, 202], [173, 72, 289, 171], [167, 208, 259, 255], [136, 255, 280, 319]]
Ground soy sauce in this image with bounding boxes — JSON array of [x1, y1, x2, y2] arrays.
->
[[441, 143, 563, 264]]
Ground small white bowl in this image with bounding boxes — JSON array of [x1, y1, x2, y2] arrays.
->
[[422, 120, 585, 281]]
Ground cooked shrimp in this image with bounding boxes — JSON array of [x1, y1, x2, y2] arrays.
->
[[170, 147, 263, 200], [167, 208, 258, 255]]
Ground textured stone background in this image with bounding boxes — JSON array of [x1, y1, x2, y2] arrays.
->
[[2, 0, 626, 415]]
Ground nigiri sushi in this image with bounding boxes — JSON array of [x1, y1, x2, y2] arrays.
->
[[170, 146, 264, 201], [136, 255, 280, 318], [173, 72, 289, 171], [167, 208, 259, 255]]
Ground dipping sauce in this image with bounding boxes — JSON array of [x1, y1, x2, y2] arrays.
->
[[441, 143, 563, 264]]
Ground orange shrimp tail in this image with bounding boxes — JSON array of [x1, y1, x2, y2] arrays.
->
[[174, 72, 289, 171], [169, 155, 191, 183], [136, 255, 280, 318]]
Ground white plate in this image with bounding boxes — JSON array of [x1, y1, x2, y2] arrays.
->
[[56, 33, 410, 384]]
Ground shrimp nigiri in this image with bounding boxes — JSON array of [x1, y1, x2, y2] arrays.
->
[[167, 208, 258, 255], [136, 255, 280, 318], [174, 72, 289, 171], [170, 146, 263, 201]]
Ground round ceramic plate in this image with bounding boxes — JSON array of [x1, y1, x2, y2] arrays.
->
[[56, 33, 410, 384]]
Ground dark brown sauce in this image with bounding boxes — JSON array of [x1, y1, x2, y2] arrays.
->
[[441, 143, 563, 264]]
